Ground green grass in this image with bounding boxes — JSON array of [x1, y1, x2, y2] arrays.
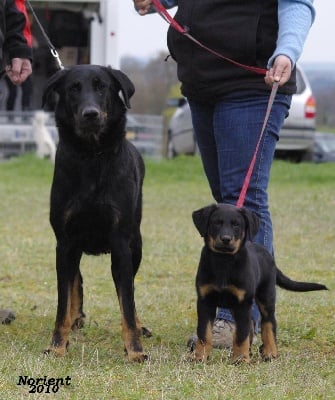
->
[[0, 154, 334, 399]]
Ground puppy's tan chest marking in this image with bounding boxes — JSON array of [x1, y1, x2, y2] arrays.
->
[[226, 285, 246, 302], [198, 283, 246, 302]]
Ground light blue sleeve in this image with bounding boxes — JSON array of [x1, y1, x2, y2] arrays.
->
[[159, 0, 178, 7], [267, 0, 315, 68]]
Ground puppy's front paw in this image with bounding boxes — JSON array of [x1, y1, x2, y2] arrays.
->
[[127, 350, 149, 363], [259, 344, 278, 362], [43, 342, 69, 357], [231, 353, 250, 365], [188, 339, 211, 363]]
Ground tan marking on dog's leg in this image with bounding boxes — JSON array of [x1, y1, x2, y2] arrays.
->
[[231, 331, 250, 364], [261, 321, 278, 361], [47, 286, 72, 357], [192, 322, 212, 362], [119, 295, 147, 362], [70, 273, 85, 330], [257, 302, 268, 319]]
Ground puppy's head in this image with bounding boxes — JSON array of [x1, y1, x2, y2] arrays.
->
[[192, 203, 259, 254], [42, 65, 135, 143]]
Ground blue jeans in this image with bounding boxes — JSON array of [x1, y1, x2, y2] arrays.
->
[[188, 91, 292, 329]]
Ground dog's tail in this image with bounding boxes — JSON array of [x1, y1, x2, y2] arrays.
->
[[276, 268, 328, 292]]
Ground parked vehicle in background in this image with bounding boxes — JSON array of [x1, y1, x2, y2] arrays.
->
[[167, 65, 316, 162]]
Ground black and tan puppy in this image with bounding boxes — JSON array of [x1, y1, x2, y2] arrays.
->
[[43, 65, 151, 362], [191, 203, 327, 363]]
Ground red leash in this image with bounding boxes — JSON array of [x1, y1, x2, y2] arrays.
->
[[236, 81, 279, 208], [151, 0, 279, 207]]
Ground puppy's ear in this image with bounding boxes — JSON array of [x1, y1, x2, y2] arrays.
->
[[105, 67, 135, 109], [192, 204, 217, 237], [240, 207, 260, 240], [42, 69, 68, 109]]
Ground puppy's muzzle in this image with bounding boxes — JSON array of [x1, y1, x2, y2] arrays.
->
[[211, 234, 237, 254]]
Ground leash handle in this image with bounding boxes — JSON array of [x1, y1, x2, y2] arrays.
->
[[151, 0, 267, 75], [236, 81, 279, 208]]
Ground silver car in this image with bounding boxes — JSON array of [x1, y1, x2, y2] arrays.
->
[[167, 65, 316, 162]]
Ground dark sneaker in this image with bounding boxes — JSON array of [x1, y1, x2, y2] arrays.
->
[[212, 318, 235, 348], [187, 318, 235, 351]]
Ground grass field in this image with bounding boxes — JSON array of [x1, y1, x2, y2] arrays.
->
[[0, 154, 334, 399]]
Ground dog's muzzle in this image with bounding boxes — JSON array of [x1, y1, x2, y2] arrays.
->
[[209, 235, 238, 254], [75, 106, 107, 140]]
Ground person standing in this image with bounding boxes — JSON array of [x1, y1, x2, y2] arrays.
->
[[132, 0, 315, 347], [0, 0, 33, 324]]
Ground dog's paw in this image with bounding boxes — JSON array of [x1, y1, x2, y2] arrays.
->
[[43, 341, 69, 357], [259, 344, 278, 362], [260, 351, 278, 362], [187, 338, 212, 362], [231, 354, 250, 365], [188, 352, 209, 363], [127, 351, 149, 363], [260, 352, 278, 362], [186, 334, 198, 352]]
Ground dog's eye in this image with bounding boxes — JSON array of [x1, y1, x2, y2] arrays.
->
[[231, 220, 240, 227], [92, 77, 106, 93]]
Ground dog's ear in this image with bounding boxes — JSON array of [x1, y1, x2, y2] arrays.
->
[[42, 69, 68, 109], [240, 207, 260, 240], [105, 67, 135, 109], [192, 204, 217, 237]]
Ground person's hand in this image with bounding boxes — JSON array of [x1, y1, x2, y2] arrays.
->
[[134, 0, 152, 15], [6, 58, 32, 85], [265, 55, 292, 86]]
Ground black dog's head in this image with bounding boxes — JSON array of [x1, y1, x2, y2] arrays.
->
[[192, 204, 260, 254], [42, 65, 135, 144]]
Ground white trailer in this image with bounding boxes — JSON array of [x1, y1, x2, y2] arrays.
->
[[29, 0, 119, 68]]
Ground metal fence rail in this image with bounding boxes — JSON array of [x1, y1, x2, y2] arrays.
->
[[0, 111, 164, 160]]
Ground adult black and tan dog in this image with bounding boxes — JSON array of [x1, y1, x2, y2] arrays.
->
[[191, 203, 327, 363], [42, 65, 151, 362]]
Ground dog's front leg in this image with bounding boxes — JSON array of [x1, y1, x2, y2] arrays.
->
[[257, 300, 278, 361], [231, 304, 252, 364], [111, 241, 147, 363], [45, 244, 82, 357], [192, 297, 216, 362]]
